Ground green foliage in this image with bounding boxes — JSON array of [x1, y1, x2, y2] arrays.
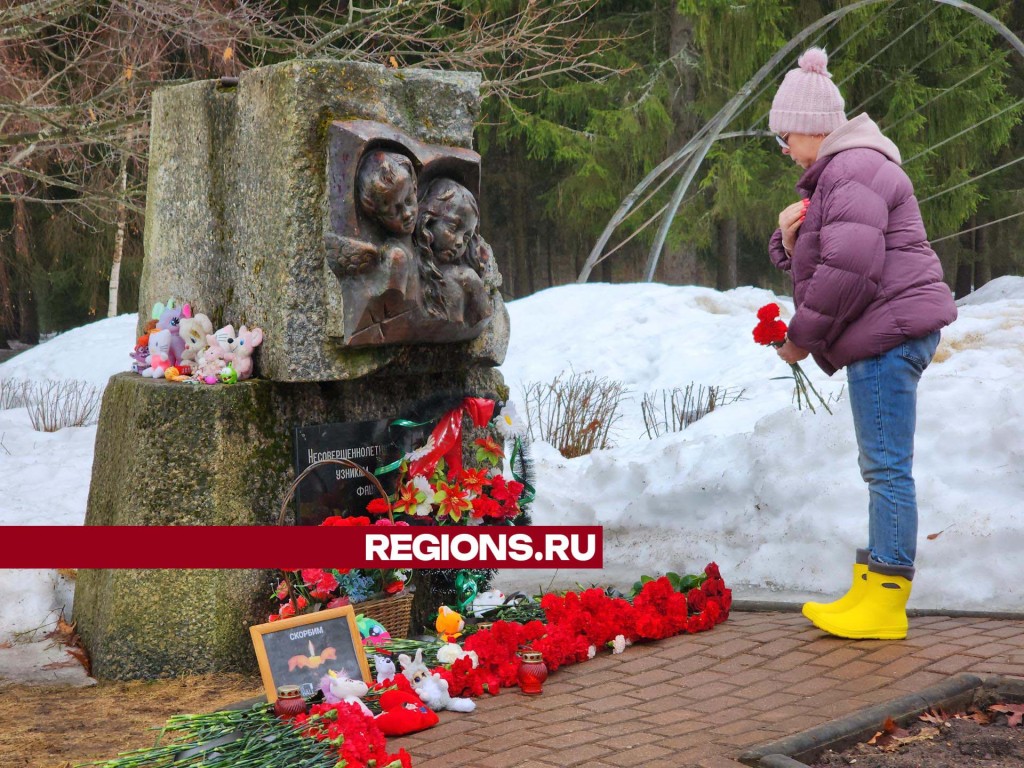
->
[[630, 570, 707, 597], [477, 1, 679, 240], [647, 0, 1023, 286], [33, 208, 144, 331]]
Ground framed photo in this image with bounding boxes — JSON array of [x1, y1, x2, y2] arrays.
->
[[249, 605, 371, 702]]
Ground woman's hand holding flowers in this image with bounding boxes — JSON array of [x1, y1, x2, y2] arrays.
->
[[778, 200, 807, 253], [777, 338, 809, 364]]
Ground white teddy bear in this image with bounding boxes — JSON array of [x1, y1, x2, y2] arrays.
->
[[320, 670, 372, 716], [398, 649, 475, 713], [374, 654, 397, 685]]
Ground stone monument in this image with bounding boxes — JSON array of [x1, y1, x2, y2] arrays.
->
[[74, 60, 509, 680]]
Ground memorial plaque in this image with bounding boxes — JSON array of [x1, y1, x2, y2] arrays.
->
[[293, 416, 435, 526]]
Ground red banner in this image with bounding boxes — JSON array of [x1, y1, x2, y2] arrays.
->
[[0, 526, 603, 569]]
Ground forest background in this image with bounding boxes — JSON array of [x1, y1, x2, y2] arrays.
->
[[1, 0, 1022, 345]]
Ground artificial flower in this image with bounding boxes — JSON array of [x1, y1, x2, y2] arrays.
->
[[391, 478, 430, 516], [493, 401, 524, 438], [474, 436, 504, 464], [404, 434, 436, 462], [434, 479, 473, 523], [267, 517, 404, 620], [457, 467, 491, 497]]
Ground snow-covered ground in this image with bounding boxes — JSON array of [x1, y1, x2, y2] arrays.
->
[[1, 278, 1022, 643]]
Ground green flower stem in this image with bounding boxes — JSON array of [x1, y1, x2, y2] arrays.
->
[[791, 362, 833, 415], [78, 706, 339, 768], [797, 364, 833, 414], [789, 363, 813, 412]]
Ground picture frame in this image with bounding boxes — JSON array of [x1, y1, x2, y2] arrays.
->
[[249, 605, 371, 702]]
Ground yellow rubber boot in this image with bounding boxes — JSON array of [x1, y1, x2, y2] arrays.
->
[[802, 563, 869, 622], [805, 571, 912, 640]]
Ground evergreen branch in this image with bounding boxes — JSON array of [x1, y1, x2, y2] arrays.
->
[[919, 154, 1024, 205], [931, 208, 1024, 244], [881, 62, 993, 133], [904, 97, 1024, 165]]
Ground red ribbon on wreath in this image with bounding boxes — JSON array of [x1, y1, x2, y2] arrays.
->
[[407, 397, 495, 478]]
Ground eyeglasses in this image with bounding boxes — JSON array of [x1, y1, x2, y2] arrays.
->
[[775, 133, 790, 150]]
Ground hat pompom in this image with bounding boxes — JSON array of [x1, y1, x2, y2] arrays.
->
[[798, 47, 830, 76]]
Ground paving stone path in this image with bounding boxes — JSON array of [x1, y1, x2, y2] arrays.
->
[[394, 610, 1024, 768]]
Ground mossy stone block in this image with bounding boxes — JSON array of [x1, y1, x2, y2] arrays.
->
[[75, 368, 504, 680]]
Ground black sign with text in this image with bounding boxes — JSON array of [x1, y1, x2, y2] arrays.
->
[[293, 417, 435, 526]]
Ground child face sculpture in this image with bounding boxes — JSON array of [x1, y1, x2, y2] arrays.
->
[[374, 172, 417, 235], [358, 151, 417, 236], [424, 187, 478, 264]]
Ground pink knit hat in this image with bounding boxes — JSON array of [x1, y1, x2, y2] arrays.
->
[[769, 48, 847, 136]]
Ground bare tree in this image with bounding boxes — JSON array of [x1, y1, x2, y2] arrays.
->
[[0, 0, 624, 335]]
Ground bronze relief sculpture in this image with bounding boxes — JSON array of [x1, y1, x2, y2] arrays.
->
[[324, 121, 498, 347]]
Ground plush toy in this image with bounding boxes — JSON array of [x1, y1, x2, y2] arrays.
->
[[231, 325, 263, 380], [197, 325, 235, 382], [163, 366, 193, 383], [319, 670, 372, 716], [435, 606, 465, 643], [142, 329, 173, 378], [398, 649, 475, 713], [155, 301, 187, 366], [130, 335, 150, 374], [218, 365, 238, 385], [213, 324, 240, 356], [435, 643, 478, 668], [374, 689, 439, 736], [357, 615, 391, 647], [472, 589, 506, 618], [374, 654, 397, 685], [178, 312, 213, 364]]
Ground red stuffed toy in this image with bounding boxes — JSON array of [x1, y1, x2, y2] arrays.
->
[[374, 689, 439, 736]]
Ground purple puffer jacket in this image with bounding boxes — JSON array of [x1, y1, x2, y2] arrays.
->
[[769, 113, 957, 375]]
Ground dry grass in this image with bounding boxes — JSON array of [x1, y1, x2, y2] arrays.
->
[[0, 674, 263, 768], [25, 379, 102, 432], [520, 370, 629, 458], [640, 384, 745, 439], [0, 377, 31, 410]]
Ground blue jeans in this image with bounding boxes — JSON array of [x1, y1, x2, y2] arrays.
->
[[846, 331, 940, 574]]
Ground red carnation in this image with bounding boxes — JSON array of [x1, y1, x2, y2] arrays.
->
[[686, 587, 707, 614], [757, 303, 781, 322], [365, 497, 392, 515], [320, 515, 370, 526], [471, 495, 501, 519], [753, 318, 788, 346]]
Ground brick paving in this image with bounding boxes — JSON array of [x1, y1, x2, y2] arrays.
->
[[393, 610, 1024, 768]]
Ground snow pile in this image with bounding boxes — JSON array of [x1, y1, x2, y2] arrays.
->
[[1, 278, 1022, 642]]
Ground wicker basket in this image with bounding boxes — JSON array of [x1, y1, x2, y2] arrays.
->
[[352, 592, 414, 640], [276, 458, 414, 639]]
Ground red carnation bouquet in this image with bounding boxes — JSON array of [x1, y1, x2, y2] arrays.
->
[[753, 303, 831, 414]]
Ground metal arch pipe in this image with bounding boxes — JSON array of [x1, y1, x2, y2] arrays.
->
[[577, 0, 1024, 284], [573, 129, 769, 282]]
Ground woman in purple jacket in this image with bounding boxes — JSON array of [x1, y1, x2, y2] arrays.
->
[[767, 48, 957, 640]]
